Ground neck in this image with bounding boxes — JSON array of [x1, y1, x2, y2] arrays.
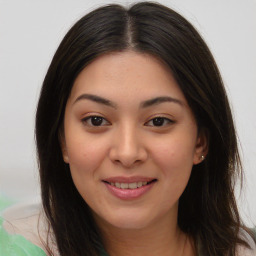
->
[[97, 214, 190, 256]]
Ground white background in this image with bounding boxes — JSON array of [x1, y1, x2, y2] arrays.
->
[[0, 0, 255, 226]]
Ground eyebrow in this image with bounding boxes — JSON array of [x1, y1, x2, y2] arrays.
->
[[73, 94, 117, 108], [73, 93, 183, 109], [140, 96, 183, 108]]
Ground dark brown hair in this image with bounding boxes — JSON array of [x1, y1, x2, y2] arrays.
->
[[36, 2, 253, 255]]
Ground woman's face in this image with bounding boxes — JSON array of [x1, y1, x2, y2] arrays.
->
[[61, 51, 206, 230]]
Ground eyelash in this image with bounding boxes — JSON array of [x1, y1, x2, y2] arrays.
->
[[82, 116, 110, 127], [82, 115, 174, 128], [145, 117, 174, 127]]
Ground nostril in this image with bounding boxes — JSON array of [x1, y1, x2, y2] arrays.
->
[[109, 142, 148, 167]]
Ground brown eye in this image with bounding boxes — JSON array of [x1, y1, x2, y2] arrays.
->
[[91, 116, 103, 126], [152, 118, 165, 126], [145, 117, 174, 127], [82, 116, 110, 126]]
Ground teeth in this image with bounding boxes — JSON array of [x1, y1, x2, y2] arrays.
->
[[110, 181, 151, 189], [137, 181, 143, 187], [128, 182, 137, 189], [120, 183, 128, 189]]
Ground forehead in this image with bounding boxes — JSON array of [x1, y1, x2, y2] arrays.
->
[[69, 51, 187, 104]]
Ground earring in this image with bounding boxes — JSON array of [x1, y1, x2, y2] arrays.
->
[[200, 155, 205, 161]]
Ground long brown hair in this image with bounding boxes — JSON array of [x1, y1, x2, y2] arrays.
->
[[36, 2, 253, 255]]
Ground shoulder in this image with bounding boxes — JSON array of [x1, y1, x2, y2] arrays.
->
[[236, 228, 256, 256], [0, 199, 49, 256]]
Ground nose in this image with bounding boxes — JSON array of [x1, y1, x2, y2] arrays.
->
[[109, 124, 148, 168]]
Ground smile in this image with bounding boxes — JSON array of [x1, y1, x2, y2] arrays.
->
[[104, 180, 156, 189], [103, 178, 157, 200]]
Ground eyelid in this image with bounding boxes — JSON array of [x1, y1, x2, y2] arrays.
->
[[81, 114, 111, 127], [144, 115, 175, 127]]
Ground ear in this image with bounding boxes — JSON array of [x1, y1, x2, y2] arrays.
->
[[193, 128, 209, 165], [58, 129, 69, 164]]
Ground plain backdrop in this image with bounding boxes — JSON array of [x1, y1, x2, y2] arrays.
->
[[0, 0, 255, 226]]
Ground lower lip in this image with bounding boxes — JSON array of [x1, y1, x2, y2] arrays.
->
[[104, 182, 155, 200]]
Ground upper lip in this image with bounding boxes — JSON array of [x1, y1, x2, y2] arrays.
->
[[103, 176, 157, 183]]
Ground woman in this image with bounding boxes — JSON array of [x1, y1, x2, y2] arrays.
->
[[1, 2, 255, 256]]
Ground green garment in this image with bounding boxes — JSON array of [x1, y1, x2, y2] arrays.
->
[[0, 195, 46, 256], [0, 214, 108, 256], [0, 194, 107, 256], [0, 216, 46, 256]]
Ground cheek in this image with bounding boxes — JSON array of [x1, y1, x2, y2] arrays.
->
[[153, 138, 195, 169], [150, 131, 197, 190], [151, 136, 196, 208], [65, 134, 109, 177], [65, 136, 109, 205]]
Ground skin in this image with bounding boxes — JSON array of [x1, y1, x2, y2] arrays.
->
[[61, 51, 207, 256]]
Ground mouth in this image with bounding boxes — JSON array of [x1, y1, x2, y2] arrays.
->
[[102, 176, 158, 199], [103, 179, 157, 189]]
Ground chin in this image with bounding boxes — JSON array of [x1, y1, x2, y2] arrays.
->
[[95, 208, 159, 231], [113, 217, 151, 230]]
